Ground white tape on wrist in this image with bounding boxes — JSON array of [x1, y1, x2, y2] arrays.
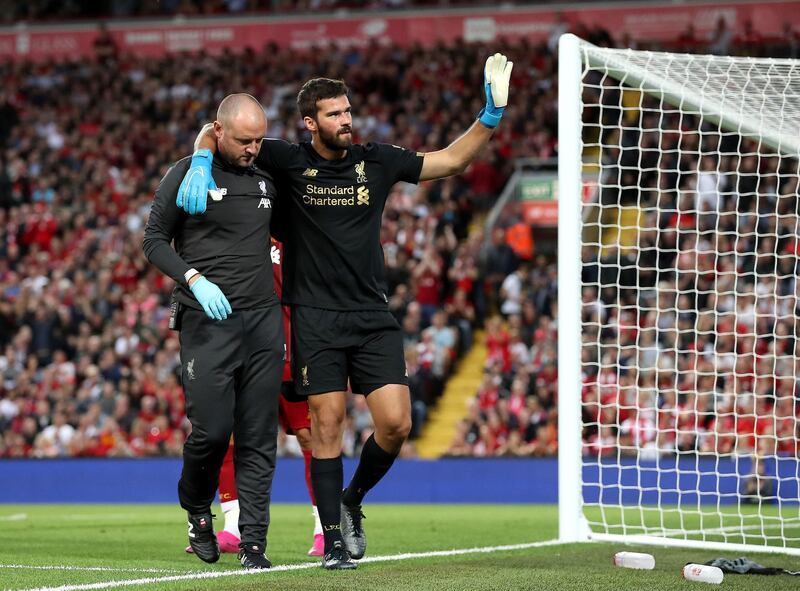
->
[[184, 268, 200, 284]]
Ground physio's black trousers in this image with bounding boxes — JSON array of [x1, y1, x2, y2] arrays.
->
[[177, 305, 283, 548]]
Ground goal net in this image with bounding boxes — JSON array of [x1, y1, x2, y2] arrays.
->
[[557, 33, 800, 555]]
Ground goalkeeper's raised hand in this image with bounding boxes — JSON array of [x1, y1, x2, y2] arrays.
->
[[478, 53, 513, 129], [176, 148, 217, 215]]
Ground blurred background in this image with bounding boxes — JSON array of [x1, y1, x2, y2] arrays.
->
[[0, 0, 796, 477]]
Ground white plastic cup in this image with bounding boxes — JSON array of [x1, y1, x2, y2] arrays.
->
[[682, 563, 724, 584], [613, 551, 655, 570]]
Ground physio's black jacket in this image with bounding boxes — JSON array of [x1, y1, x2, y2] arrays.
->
[[143, 155, 278, 311], [259, 140, 423, 311]]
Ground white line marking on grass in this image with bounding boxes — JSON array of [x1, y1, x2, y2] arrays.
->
[[0, 565, 187, 574], [17, 539, 562, 591], [358, 540, 564, 564], [0, 513, 27, 521]]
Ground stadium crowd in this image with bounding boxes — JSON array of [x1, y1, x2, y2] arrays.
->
[[445, 25, 800, 459], [0, 36, 556, 458], [1, 15, 798, 460]]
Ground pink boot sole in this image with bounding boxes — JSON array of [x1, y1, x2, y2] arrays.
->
[[217, 531, 241, 553], [307, 533, 324, 557]]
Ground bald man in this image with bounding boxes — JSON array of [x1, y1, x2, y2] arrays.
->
[[143, 94, 282, 569]]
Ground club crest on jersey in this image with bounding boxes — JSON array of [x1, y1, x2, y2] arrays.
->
[[355, 160, 367, 183], [259, 180, 267, 196]]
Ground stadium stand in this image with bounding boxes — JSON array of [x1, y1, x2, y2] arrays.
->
[[0, 11, 797, 460], [0, 37, 549, 457], [445, 26, 800, 458], [1, 0, 591, 23]]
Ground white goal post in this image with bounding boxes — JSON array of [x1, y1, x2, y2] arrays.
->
[[558, 33, 800, 555]]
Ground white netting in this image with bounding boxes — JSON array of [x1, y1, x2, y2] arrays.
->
[[581, 46, 800, 156], [577, 42, 800, 553]]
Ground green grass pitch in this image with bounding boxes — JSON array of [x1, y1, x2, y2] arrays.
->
[[2, 504, 799, 590]]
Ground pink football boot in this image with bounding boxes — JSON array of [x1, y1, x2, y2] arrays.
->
[[307, 533, 324, 557]]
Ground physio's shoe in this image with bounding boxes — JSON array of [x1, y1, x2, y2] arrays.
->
[[321, 541, 357, 570], [239, 543, 271, 569], [187, 513, 219, 563], [186, 530, 240, 554], [307, 533, 324, 557], [340, 502, 367, 559]]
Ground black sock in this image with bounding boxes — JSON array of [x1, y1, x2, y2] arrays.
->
[[310, 455, 343, 553], [342, 435, 398, 507]]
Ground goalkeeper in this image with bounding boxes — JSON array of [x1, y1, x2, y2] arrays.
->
[[174, 53, 513, 569]]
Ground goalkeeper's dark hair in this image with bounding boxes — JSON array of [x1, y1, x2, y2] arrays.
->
[[297, 78, 349, 119]]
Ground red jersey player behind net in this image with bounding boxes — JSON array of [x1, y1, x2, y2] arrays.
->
[[187, 238, 323, 557]]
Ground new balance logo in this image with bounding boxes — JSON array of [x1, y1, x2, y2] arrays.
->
[[186, 359, 196, 381], [357, 186, 369, 206], [208, 187, 227, 202], [258, 198, 272, 209], [270, 244, 281, 264], [302, 168, 318, 177]]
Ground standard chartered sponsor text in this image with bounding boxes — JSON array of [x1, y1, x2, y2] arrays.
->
[[304, 184, 356, 206]]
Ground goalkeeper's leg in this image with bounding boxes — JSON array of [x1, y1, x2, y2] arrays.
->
[[341, 384, 411, 559]]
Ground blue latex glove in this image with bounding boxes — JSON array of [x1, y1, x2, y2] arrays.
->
[[189, 276, 232, 321], [478, 53, 514, 129], [177, 149, 216, 215]]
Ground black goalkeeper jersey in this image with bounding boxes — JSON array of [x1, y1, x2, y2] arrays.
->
[[256, 140, 423, 311]]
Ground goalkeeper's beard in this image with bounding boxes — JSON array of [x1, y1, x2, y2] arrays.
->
[[318, 125, 353, 151]]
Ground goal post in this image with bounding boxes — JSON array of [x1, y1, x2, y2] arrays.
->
[[558, 32, 590, 544], [558, 33, 800, 555]]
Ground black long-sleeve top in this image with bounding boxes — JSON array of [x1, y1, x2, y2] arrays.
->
[[142, 155, 278, 311]]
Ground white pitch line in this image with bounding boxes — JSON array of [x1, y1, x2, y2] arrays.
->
[[0, 565, 187, 574], [0, 513, 27, 522], [357, 540, 563, 564], [17, 539, 561, 591]]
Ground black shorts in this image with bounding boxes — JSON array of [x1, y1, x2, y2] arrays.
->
[[291, 306, 408, 396]]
